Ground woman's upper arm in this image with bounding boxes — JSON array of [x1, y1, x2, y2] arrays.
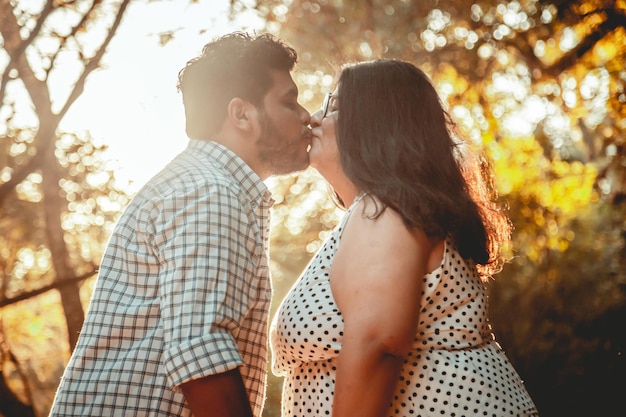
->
[[331, 201, 434, 357]]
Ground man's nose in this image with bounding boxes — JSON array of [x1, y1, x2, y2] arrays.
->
[[300, 105, 312, 125]]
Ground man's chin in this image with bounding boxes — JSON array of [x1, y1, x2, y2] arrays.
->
[[292, 157, 311, 174], [270, 160, 310, 177]]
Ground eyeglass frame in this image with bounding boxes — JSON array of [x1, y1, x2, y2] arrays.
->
[[321, 92, 335, 118]]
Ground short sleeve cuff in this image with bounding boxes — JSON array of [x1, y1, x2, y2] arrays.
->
[[164, 331, 244, 391]]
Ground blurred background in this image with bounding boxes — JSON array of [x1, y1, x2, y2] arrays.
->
[[0, 0, 624, 416]]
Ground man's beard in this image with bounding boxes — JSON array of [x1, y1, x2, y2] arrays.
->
[[256, 111, 307, 176]]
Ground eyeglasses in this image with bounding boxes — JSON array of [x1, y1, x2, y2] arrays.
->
[[321, 92, 335, 118]]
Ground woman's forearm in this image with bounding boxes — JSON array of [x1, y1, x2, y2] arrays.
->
[[332, 340, 405, 417]]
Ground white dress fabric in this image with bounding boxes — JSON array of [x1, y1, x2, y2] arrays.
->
[[270, 194, 538, 417]]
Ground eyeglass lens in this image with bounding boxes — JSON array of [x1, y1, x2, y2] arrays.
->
[[322, 93, 333, 118]]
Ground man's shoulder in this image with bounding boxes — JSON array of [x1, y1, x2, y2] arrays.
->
[[145, 151, 243, 197]]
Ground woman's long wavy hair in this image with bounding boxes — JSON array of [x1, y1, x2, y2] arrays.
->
[[336, 59, 511, 279]]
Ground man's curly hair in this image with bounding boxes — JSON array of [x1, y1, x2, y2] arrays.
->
[[177, 32, 298, 139]]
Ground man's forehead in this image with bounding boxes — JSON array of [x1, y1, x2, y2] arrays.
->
[[269, 70, 298, 96]]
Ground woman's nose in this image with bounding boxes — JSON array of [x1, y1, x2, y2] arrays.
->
[[310, 109, 323, 127]]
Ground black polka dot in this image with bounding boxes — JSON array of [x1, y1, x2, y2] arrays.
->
[[270, 196, 538, 417]]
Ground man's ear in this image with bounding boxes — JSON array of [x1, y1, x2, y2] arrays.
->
[[227, 98, 258, 132]]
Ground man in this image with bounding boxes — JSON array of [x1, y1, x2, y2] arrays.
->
[[49, 32, 311, 417]]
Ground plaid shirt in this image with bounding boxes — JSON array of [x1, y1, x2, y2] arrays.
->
[[50, 140, 274, 417]]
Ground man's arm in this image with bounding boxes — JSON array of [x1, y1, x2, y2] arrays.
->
[[181, 368, 253, 417]]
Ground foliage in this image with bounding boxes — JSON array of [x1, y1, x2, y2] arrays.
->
[[1, 130, 130, 297], [243, 1, 626, 416], [0, 0, 624, 416], [0, 0, 132, 415], [490, 199, 626, 416], [267, 168, 343, 311]]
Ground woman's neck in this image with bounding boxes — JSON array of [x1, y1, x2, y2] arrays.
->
[[333, 180, 361, 208]]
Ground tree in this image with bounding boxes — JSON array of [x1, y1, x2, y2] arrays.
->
[[241, 1, 625, 416], [0, 2, 309, 415], [0, 0, 132, 414], [254, 0, 624, 192], [2, 0, 624, 416]]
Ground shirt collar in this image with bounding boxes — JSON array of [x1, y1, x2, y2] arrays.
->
[[187, 139, 274, 207]]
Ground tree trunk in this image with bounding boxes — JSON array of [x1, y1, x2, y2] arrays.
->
[[0, 370, 36, 417], [40, 120, 85, 351]]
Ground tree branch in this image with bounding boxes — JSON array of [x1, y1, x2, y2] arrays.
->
[[504, 8, 626, 79], [0, 0, 132, 204], [57, 0, 132, 120], [0, 269, 97, 308], [47, 0, 103, 80], [0, 0, 58, 204], [547, 9, 626, 75], [0, 0, 54, 117], [0, 0, 55, 106]]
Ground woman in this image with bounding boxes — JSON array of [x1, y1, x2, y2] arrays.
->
[[270, 59, 538, 417]]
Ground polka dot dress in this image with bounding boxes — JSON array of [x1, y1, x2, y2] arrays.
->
[[270, 195, 539, 417]]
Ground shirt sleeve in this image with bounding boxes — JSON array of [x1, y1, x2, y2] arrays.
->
[[152, 182, 259, 390]]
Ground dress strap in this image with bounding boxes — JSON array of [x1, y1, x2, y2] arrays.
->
[[351, 192, 366, 207], [335, 192, 367, 240], [344, 192, 366, 218]]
